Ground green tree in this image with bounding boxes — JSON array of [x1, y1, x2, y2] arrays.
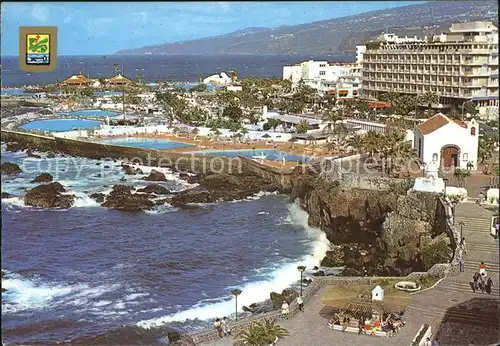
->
[[420, 91, 439, 115], [113, 63, 120, 76], [453, 168, 471, 187], [463, 102, 479, 118], [136, 72, 144, 84], [421, 239, 452, 271], [295, 120, 309, 133], [346, 134, 364, 154], [235, 319, 289, 346], [265, 118, 282, 131], [191, 83, 208, 92], [222, 105, 243, 122]]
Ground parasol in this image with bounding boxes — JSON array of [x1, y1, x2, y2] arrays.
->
[[321, 285, 412, 318]]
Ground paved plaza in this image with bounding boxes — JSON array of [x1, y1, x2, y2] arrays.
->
[[202, 202, 498, 346]]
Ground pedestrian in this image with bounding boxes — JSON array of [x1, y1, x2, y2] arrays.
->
[[479, 262, 487, 276], [479, 274, 486, 294], [476, 192, 484, 205], [460, 237, 467, 254], [472, 272, 480, 292], [213, 318, 223, 338], [358, 316, 364, 335], [485, 277, 493, 294], [459, 257, 465, 273], [281, 301, 289, 319], [496, 222, 499, 239], [424, 337, 432, 345], [297, 296, 304, 311], [433, 337, 440, 346], [341, 316, 350, 332], [222, 316, 231, 336]]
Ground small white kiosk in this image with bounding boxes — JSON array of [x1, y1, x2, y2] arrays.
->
[[371, 285, 384, 301]]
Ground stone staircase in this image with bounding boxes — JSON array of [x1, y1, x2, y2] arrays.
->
[[406, 202, 499, 342]]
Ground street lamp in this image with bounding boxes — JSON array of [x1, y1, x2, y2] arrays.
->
[[360, 250, 368, 276], [461, 99, 474, 121], [458, 221, 465, 241], [297, 265, 306, 296], [231, 289, 242, 321], [443, 178, 448, 197], [450, 196, 460, 225]]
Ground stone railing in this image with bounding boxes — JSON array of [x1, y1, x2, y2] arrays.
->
[[436, 197, 461, 277], [188, 276, 409, 345]]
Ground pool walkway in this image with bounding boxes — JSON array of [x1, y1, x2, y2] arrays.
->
[[202, 202, 499, 346]]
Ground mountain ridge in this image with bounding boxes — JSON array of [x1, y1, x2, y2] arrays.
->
[[116, 1, 498, 55]]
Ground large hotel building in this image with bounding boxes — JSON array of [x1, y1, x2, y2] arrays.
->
[[361, 21, 499, 119]]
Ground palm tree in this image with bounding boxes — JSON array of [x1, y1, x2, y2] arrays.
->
[[295, 120, 309, 134], [210, 127, 222, 140], [235, 319, 288, 346], [191, 127, 199, 139], [346, 134, 364, 154], [420, 91, 439, 115], [239, 127, 249, 139], [266, 118, 282, 131], [136, 72, 144, 84], [230, 70, 237, 84]]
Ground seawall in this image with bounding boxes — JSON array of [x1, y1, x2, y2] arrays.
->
[[1, 130, 293, 189]]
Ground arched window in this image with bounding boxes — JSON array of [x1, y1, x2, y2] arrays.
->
[[463, 153, 468, 161], [470, 127, 476, 136], [432, 153, 438, 162]]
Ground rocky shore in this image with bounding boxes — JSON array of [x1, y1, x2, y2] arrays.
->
[[1, 133, 453, 323]]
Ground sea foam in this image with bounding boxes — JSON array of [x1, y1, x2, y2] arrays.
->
[[136, 200, 329, 329]]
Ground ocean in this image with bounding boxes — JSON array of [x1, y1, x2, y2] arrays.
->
[[1, 54, 354, 87], [1, 145, 330, 344]]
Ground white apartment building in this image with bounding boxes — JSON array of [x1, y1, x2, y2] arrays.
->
[[362, 21, 499, 120], [356, 45, 367, 64], [283, 60, 362, 97]]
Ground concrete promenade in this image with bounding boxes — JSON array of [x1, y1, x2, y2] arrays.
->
[[203, 202, 499, 346]]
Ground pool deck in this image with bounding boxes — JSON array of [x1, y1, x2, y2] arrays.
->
[[91, 133, 336, 168]]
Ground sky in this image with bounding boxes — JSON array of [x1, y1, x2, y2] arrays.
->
[[1, 1, 425, 55]]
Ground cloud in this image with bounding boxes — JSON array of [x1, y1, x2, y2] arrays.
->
[[30, 3, 50, 23]]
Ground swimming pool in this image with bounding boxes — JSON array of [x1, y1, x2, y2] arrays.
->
[[20, 119, 102, 132], [99, 137, 193, 150], [1, 88, 25, 96], [62, 109, 118, 117], [194, 149, 313, 163]]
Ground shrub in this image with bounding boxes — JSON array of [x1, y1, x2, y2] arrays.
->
[[421, 239, 452, 270]]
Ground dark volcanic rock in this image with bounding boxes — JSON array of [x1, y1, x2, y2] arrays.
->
[[101, 184, 154, 212], [95, 162, 102, 166], [5, 142, 25, 152], [121, 164, 143, 175], [119, 177, 127, 181], [178, 172, 190, 180], [143, 169, 167, 181], [312, 270, 325, 277], [90, 193, 105, 203], [24, 182, 75, 208], [46, 153, 56, 158], [1, 192, 17, 199], [26, 149, 42, 159], [167, 331, 182, 343], [288, 165, 447, 276], [270, 288, 299, 309], [1, 162, 22, 175], [137, 184, 170, 195], [31, 172, 53, 183], [172, 173, 279, 206]]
